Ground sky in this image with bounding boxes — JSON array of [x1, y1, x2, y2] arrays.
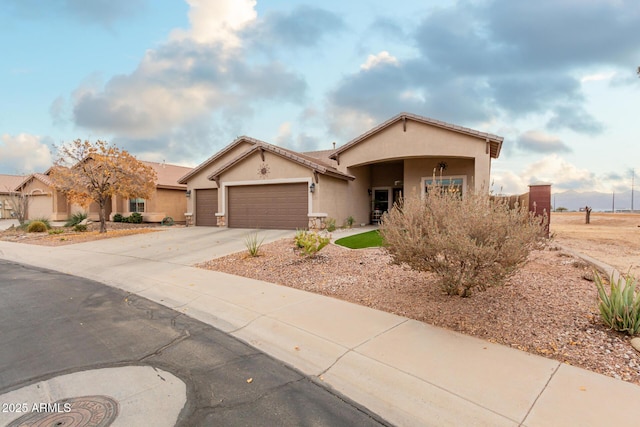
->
[[1, 0, 639, 195]]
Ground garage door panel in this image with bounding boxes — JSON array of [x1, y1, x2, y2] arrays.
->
[[195, 188, 218, 226], [228, 183, 307, 229]]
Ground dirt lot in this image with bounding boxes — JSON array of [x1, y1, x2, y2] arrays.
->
[[551, 212, 640, 277]]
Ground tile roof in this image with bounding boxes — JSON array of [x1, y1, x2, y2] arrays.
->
[[0, 174, 26, 193], [140, 161, 192, 189], [14, 173, 54, 191]]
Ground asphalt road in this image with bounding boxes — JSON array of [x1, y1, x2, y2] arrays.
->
[[0, 260, 387, 426]]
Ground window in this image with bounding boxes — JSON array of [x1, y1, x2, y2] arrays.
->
[[129, 198, 145, 213], [423, 176, 465, 198]]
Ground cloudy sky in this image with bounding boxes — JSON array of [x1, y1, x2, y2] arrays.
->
[[1, 0, 639, 194]]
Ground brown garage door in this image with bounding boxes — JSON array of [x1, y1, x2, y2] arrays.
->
[[195, 188, 218, 226], [228, 183, 308, 229]]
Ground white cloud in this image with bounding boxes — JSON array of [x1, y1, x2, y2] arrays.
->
[[275, 121, 293, 146], [70, 0, 305, 148], [517, 130, 571, 153], [0, 134, 53, 174], [326, 107, 378, 141], [170, 0, 257, 50], [580, 71, 616, 83], [360, 51, 399, 70], [493, 154, 597, 195]]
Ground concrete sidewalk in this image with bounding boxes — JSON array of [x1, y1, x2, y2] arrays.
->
[[1, 229, 639, 426]]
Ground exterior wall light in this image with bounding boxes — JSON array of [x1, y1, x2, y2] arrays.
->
[[309, 183, 315, 193], [185, 190, 191, 197]]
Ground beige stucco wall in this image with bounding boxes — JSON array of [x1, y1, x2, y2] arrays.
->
[[404, 157, 476, 197], [22, 180, 53, 220], [0, 195, 12, 219], [315, 175, 350, 226], [337, 120, 492, 190], [220, 150, 314, 183], [108, 189, 186, 222], [343, 166, 371, 226], [150, 188, 187, 222]]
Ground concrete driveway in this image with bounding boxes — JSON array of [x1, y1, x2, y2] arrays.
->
[[0, 219, 18, 230], [68, 226, 295, 265]]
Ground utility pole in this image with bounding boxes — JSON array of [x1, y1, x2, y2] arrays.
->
[[632, 168, 635, 212], [612, 191, 615, 213]]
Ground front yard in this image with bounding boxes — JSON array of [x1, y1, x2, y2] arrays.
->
[[197, 224, 640, 386], [0, 221, 164, 245]]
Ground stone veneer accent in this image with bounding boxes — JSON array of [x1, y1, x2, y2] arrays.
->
[[308, 216, 326, 230]]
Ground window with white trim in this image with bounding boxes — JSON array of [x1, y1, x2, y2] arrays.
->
[[129, 198, 145, 213], [423, 176, 466, 198]]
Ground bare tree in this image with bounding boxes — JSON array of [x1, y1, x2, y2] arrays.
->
[[4, 188, 29, 226]]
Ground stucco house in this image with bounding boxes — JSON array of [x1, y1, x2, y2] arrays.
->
[[109, 161, 192, 223], [14, 171, 70, 221], [0, 174, 27, 219], [179, 112, 503, 230], [14, 161, 191, 223]]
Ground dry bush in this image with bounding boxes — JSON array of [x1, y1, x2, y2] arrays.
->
[[380, 186, 547, 297]]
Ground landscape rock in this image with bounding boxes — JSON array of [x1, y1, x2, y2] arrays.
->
[[631, 337, 640, 353]]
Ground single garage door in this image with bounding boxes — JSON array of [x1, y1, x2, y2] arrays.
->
[[195, 188, 218, 226], [228, 183, 308, 229]]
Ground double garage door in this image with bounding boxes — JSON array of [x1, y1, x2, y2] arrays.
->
[[195, 184, 308, 229], [228, 183, 308, 230]]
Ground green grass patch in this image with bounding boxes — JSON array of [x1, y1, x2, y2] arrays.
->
[[334, 230, 383, 249]]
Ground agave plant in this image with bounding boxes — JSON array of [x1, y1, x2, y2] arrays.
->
[[594, 272, 640, 336]]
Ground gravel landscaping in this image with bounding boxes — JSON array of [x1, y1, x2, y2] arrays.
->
[[198, 237, 640, 386]]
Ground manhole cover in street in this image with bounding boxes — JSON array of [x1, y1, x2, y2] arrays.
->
[[7, 395, 119, 427]]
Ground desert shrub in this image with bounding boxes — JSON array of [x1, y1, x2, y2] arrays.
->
[[380, 185, 547, 297], [113, 213, 124, 223], [48, 228, 65, 235], [161, 216, 175, 226], [24, 217, 51, 230], [26, 220, 48, 233], [325, 217, 337, 232], [65, 212, 87, 227], [595, 272, 640, 335], [294, 229, 306, 248], [345, 215, 355, 228], [74, 224, 88, 232], [128, 212, 143, 224], [294, 230, 330, 257], [244, 231, 265, 257]]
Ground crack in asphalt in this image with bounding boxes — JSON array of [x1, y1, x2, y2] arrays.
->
[[139, 329, 192, 362]]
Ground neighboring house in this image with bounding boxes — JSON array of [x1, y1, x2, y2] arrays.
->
[[179, 112, 503, 230], [109, 161, 192, 223], [13, 161, 191, 223], [0, 174, 26, 219], [14, 171, 71, 221]]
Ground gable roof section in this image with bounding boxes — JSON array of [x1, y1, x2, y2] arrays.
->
[[330, 112, 504, 160], [0, 174, 27, 194], [206, 137, 355, 182], [177, 137, 258, 184], [141, 161, 191, 190], [15, 173, 54, 191]]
